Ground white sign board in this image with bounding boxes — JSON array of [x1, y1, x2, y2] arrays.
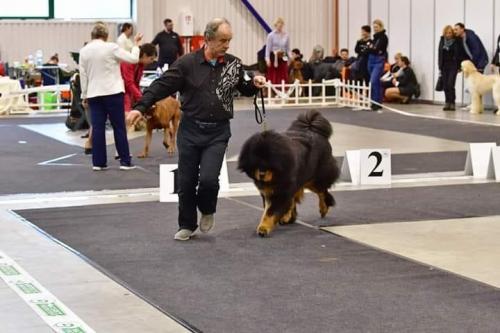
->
[[359, 149, 392, 185], [340, 150, 361, 184], [340, 149, 391, 185], [179, 11, 194, 36], [159, 164, 179, 202], [489, 146, 500, 181], [464, 142, 497, 179]]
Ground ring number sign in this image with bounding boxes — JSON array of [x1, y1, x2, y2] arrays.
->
[[359, 149, 391, 185]]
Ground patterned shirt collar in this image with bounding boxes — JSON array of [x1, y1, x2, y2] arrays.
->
[[197, 47, 226, 65]]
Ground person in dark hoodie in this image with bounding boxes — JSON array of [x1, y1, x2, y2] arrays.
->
[[367, 19, 388, 110], [492, 33, 500, 72], [353, 25, 372, 84], [453, 23, 488, 72], [438, 25, 466, 111]]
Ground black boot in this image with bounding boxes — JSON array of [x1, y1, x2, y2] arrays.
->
[[449, 103, 455, 111], [443, 103, 450, 111]]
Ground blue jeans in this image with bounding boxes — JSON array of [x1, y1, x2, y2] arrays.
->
[[88, 93, 131, 167], [368, 54, 385, 104]]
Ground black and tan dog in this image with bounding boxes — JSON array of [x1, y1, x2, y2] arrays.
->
[[137, 96, 181, 158], [238, 109, 340, 237]]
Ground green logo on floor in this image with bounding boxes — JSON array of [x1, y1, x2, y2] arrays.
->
[[0, 264, 20, 276], [32, 300, 66, 316], [62, 328, 86, 333], [55, 322, 87, 333], [15, 281, 41, 294]]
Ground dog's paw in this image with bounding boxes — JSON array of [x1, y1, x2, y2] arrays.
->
[[257, 226, 270, 237], [137, 153, 147, 159], [320, 207, 330, 218], [279, 212, 296, 225]]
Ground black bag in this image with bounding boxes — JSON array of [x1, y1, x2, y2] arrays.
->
[[435, 75, 443, 92], [65, 73, 89, 131], [415, 83, 421, 98]]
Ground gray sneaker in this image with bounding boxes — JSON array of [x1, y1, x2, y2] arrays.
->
[[199, 214, 215, 233], [174, 229, 194, 241]]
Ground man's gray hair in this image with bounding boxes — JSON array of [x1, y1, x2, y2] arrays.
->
[[204, 18, 230, 40]]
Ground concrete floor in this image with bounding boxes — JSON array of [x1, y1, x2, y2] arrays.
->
[[1, 101, 500, 332]]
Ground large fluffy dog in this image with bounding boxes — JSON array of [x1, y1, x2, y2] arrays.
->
[[461, 60, 500, 114], [138, 96, 181, 158], [238, 110, 340, 237]]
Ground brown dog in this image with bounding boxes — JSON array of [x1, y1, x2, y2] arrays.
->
[[138, 97, 181, 158]]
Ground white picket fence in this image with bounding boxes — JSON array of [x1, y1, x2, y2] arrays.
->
[[1, 84, 71, 115], [264, 79, 371, 110]]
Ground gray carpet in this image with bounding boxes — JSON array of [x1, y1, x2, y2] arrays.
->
[[18, 192, 500, 333], [236, 183, 500, 227], [1, 107, 496, 195]]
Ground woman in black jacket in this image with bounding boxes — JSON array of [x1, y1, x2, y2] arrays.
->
[[438, 25, 465, 111], [385, 56, 418, 103], [367, 19, 388, 110], [353, 25, 372, 84]]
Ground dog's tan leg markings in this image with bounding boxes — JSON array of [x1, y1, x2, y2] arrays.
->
[[280, 189, 303, 224], [138, 123, 153, 158], [257, 189, 278, 236], [306, 185, 330, 218], [257, 199, 279, 237], [317, 192, 330, 218], [280, 206, 294, 224]]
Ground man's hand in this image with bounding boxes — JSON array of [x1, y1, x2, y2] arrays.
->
[[82, 98, 88, 110], [134, 33, 144, 46], [126, 110, 144, 127], [253, 75, 266, 89], [266, 60, 271, 68]]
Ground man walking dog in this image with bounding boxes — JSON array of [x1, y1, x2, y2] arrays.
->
[[128, 18, 266, 240]]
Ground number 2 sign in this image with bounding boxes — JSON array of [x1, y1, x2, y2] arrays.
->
[[359, 149, 391, 185]]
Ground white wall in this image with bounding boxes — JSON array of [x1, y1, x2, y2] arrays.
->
[[0, 0, 333, 70], [338, 0, 500, 104], [136, 0, 334, 65], [0, 21, 118, 69]]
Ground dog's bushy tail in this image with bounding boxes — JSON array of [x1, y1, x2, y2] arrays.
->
[[293, 109, 332, 138]]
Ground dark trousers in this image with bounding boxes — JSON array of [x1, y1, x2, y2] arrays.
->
[[177, 117, 231, 231], [88, 93, 131, 167], [368, 54, 385, 103], [442, 65, 458, 104]]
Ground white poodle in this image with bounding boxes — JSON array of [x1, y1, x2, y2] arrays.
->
[[461, 60, 500, 115]]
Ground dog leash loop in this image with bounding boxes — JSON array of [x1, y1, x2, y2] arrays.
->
[[254, 88, 267, 131]]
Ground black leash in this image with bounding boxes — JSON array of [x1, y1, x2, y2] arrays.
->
[[253, 88, 267, 131]]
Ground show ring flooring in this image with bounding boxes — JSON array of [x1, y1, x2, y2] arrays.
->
[[1, 104, 500, 332]]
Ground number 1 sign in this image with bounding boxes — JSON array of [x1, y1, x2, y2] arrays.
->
[[359, 149, 392, 185]]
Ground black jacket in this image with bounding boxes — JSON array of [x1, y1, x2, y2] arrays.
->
[[438, 37, 466, 71], [493, 34, 500, 66], [396, 67, 418, 90], [354, 38, 372, 58], [462, 29, 488, 70], [134, 48, 258, 121], [368, 30, 388, 58]]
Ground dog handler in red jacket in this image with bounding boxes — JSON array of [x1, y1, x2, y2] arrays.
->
[[120, 43, 157, 112]]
